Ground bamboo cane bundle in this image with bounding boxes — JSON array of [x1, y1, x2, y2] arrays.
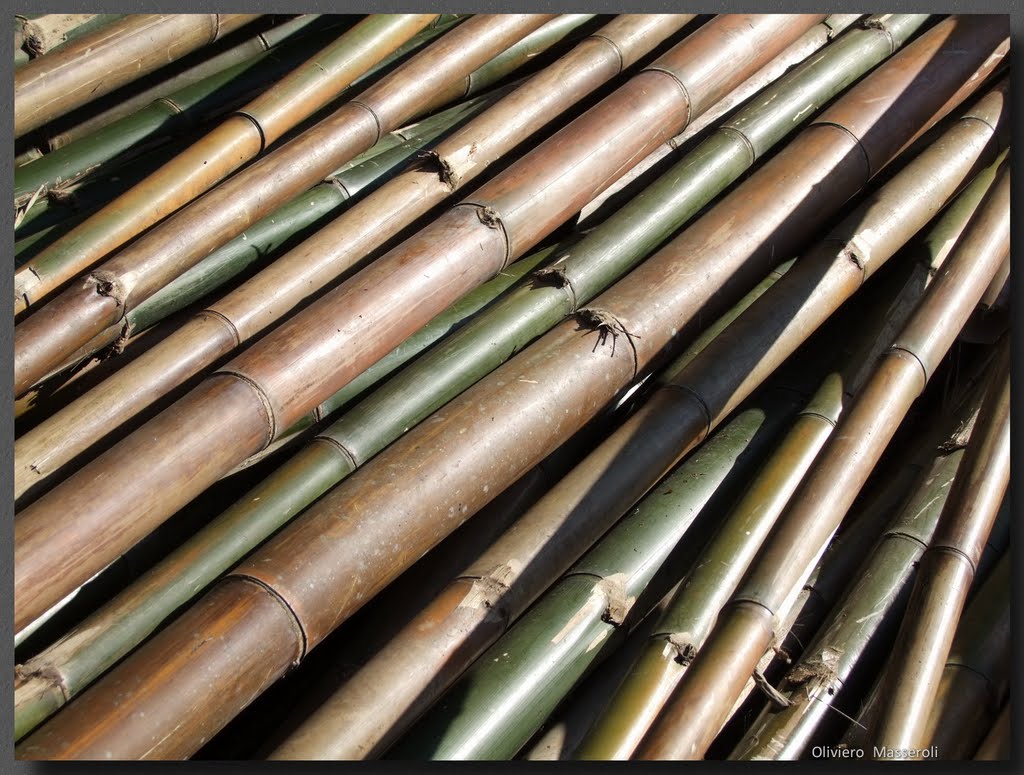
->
[[384, 381, 823, 760], [11, 13, 822, 622], [11, 15, 555, 391], [12, 13, 441, 317], [13, 16, 1007, 760], [14, 14, 263, 137], [869, 335, 1010, 757], [13, 16, 348, 205], [921, 552, 1010, 758], [729, 380, 992, 759], [13, 92, 502, 435], [632, 157, 1010, 760], [12, 13, 694, 498]]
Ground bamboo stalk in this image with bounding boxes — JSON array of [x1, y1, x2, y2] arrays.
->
[[14, 16, 840, 758], [384, 386, 805, 760], [14, 14, 263, 136], [729, 385, 989, 760], [10, 13, 919, 516], [13, 15, 344, 205], [870, 335, 1011, 757], [922, 551, 1010, 758], [633, 157, 1011, 761], [13, 14, 443, 320]]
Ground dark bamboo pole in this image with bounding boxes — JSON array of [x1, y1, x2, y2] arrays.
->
[[870, 335, 1010, 758], [633, 160, 1011, 760], [973, 703, 1010, 760], [12, 13, 693, 498], [13, 13, 441, 318], [14, 14, 263, 136], [383, 387, 805, 760], [11, 14, 554, 394], [728, 387, 988, 760], [15, 15, 842, 758], [921, 551, 1009, 759]]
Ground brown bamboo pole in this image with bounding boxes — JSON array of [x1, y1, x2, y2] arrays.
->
[[15, 17, 1005, 761], [11, 14, 555, 395], [870, 335, 1010, 758], [921, 551, 1009, 759], [13, 13, 695, 502], [973, 703, 1011, 760], [14, 14, 263, 137], [12, 13, 438, 318], [633, 160, 1010, 760], [14, 15, 836, 759]]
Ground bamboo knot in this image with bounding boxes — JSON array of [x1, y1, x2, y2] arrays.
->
[[596, 575, 631, 626], [419, 150, 460, 190], [753, 667, 793, 710], [533, 266, 579, 310], [788, 646, 843, 690], [91, 272, 128, 309], [576, 308, 641, 369], [475, 206, 502, 229], [666, 634, 698, 666]]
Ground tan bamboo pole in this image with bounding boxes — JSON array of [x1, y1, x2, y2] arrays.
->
[[14, 15, 838, 758], [13, 13, 695, 503], [15, 17, 1005, 761], [14, 14, 262, 137], [870, 335, 1010, 758], [634, 160, 1011, 760], [12, 13, 437, 317], [11, 14, 555, 395]]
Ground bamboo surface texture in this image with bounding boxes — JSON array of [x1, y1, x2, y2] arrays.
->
[[633, 154, 1010, 761], [14, 15, 834, 758], [12, 13, 693, 502], [12, 13, 439, 317], [15, 13, 262, 136], [12, 13, 553, 392]]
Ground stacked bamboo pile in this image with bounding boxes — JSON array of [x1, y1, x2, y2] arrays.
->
[[10, 13, 1012, 761]]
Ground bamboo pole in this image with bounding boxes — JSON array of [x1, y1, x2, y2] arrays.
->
[[383, 386, 805, 760], [14, 15, 843, 758], [633, 158, 1011, 760], [10, 13, 920, 512], [13, 15, 343, 205], [922, 552, 1009, 758], [12, 14, 442, 319], [870, 335, 1011, 757], [973, 703, 1010, 760], [19, 14, 125, 58], [11, 11, 689, 499], [14, 14, 263, 136], [728, 385, 989, 759]]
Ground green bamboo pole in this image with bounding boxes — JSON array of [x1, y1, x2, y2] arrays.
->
[[922, 551, 1009, 758], [870, 335, 1010, 757], [16, 17, 1002, 759], [13, 16, 345, 205], [385, 385, 805, 760], [13, 14, 443, 318], [729, 384, 989, 759], [12, 13, 922, 506], [634, 158, 1011, 761], [12, 13, 691, 501], [14, 14, 263, 137]]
